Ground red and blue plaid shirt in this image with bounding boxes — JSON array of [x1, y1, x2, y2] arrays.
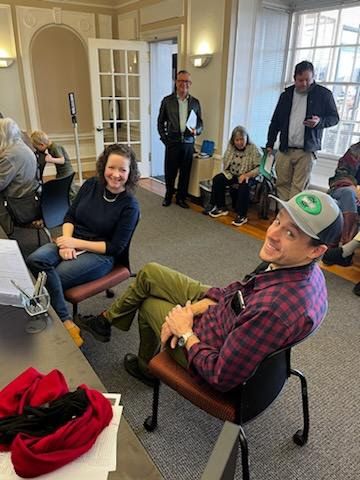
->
[[188, 262, 327, 392]]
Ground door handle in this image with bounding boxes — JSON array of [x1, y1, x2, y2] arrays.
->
[[96, 126, 104, 132]]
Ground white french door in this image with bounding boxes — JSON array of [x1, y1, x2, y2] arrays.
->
[[88, 38, 150, 177]]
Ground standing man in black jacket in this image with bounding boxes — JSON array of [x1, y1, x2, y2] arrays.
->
[[266, 61, 339, 200], [158, 70, 203, 208]]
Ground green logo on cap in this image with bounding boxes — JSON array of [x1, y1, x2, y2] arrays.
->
[[295, 194, 322, 215]]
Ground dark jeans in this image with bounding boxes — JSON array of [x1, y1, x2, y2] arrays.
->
[[210, 173, 251, 217], [164, 143, 194, 201], [27, 243, 114, 321]]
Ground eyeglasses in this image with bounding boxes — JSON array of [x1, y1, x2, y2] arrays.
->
[[177, 80, 192, 85]]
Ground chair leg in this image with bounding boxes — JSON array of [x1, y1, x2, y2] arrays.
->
[[36, 228, 41, 247], [238, 425, 250, 480], [144, 379, 160, 432], [106, 289, 115, 298], [43, 227, 52, 242], [72, 303, 78, 318], [290, 368, 309, 446]]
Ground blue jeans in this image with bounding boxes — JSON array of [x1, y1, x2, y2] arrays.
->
[[331, 186, 358, 214], [27, 243, 114, 321]]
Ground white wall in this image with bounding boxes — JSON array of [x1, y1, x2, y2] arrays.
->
[[0, 5, 26, 127], [187, 0, 225, 150]]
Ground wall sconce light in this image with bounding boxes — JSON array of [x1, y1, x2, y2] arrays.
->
[[190, 54, 212, 68], [0, 57, 14, 68]]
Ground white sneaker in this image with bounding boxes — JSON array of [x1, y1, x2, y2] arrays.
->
[[232, 216, 248, 226], [209, 207, 229, 218]]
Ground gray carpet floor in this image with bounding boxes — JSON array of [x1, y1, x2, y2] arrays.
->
[[15, 187, 360, 480]]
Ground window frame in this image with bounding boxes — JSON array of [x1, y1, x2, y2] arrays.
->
[[285, 5, 360, 159]]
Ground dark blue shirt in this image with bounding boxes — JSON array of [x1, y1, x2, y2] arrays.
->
[[64, 177, 139, 258]]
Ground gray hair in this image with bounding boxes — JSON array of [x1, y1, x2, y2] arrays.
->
[[0, 118, 22, 158], [230, 125, 252, 146]]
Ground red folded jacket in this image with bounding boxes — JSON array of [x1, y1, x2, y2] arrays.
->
[[0, 367, 113, 478]]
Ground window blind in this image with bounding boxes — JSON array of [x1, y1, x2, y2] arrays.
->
[[247, 7, 289, 148]]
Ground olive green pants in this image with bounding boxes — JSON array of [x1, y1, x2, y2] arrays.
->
[[106, 262, 210, 374]]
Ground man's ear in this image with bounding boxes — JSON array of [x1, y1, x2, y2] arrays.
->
[[309, 244, 328, 260]]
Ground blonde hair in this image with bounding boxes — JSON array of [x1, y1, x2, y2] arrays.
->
[[31, 130, 50, 148], [0, 118, 22, 158]]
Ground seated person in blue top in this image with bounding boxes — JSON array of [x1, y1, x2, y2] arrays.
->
[[76, 191, 342, 391], [203, 125, 262, 226], [27, 144, 140, 347]]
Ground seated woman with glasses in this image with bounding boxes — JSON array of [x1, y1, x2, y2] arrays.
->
[[27, 144, 140, 347], [203, 125, 262, 226]]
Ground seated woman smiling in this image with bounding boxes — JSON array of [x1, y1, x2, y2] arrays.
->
[[27, 144, 140, 347]]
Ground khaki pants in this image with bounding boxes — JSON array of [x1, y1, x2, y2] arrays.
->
[[275, 149, 315, 201], [106, 262, 210, 374]]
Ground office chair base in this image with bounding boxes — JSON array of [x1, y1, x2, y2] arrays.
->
[[144, 416, 158, 432], [293, 429, 307, 446]]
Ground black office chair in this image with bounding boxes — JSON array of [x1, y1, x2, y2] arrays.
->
[[6, 173, 74, 245], [144, 323, 322, 480], [39, 172, 75, 243]]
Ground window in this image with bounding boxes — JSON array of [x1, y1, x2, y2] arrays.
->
[[286, 5, 360, 157]]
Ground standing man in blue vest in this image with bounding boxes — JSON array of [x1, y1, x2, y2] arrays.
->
[[158, 70, 203, 208], [266, 61, 339, 200]]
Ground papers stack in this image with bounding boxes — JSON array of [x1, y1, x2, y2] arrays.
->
[[0, 239, 34, 307], [0, 393, 123, 480]]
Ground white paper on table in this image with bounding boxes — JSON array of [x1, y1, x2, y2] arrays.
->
[[0, 239, 34, 307], [186, 109, 197, 130], [0, 393, 122, 479]]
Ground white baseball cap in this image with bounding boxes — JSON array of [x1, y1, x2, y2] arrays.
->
[[269, 190, 343, 245]]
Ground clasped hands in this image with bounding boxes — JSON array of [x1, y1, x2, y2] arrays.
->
[[55, 236, 81, 261], [238, 173, 251, 184], [161, 300, 194, 349]]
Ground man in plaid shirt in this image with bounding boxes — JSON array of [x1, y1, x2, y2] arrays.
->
[[77, 190, 343, 392]]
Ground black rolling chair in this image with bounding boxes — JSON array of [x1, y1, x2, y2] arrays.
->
[[144, 323, 322, 480], [7, 173, 75, 245], [39, 172, 75, 242]]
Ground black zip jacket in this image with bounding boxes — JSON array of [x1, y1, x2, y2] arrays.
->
[[157, 93, 203, 145], [266, 83, 339, 153]]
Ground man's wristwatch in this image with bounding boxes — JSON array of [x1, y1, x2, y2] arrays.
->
[[178, 331, 194, 348]]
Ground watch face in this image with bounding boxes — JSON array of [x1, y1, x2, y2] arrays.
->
[[178, 336, 185, 347]]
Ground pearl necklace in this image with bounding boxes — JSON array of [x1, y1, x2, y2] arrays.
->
[[103, 189, 119, 203]]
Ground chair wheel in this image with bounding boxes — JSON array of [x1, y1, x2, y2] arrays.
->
[[106, 289, 115, 298], [144, 416, 157, 432], [293, 429, 306, 446]]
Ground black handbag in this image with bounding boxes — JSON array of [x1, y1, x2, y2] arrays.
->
[[5, 191, 41, 225]]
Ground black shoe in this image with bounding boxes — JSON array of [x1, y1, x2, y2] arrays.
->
[[202, 204, 215, 215], [74, 314, 111, 342], [353, 282, 360, 297], [322, 247, 353, 267], [176, 199, 189, 209], [123, 353, 156, 387], [162, 198, 171, 207]]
